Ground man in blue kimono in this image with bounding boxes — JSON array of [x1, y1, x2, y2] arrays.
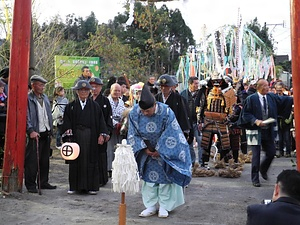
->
[[127, 85, 192, 218], [239, 79, 293, 187]]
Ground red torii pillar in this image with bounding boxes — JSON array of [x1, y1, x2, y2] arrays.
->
[[290, 0, 300, 171], [2, 0, 31, 192]]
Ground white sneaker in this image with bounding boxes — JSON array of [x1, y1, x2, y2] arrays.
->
[[67, 190, 75, 194], [158, 207, 169, 218], [139, 206, 157, 217], [88, 191, 97, 195]]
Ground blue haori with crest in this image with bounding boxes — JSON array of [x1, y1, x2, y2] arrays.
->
[[127, 102, 192, 187]]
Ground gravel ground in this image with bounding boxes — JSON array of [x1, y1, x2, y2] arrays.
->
[[0, 147, 297, 225]]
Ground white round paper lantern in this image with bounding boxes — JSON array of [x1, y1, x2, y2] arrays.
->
[[60, 142, 80, 160]]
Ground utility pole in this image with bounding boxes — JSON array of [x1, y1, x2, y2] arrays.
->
[[2, 0, 31, 193], [290, 0, 300, 171], [264, 21, 286, 50], [266, 21, 285, 32]]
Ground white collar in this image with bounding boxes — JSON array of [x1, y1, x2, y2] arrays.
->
[[162, 91, 171, 103], [258, 92, 266, 99], [80, 99, 86, 109]]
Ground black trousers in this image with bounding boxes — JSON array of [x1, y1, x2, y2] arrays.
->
[[24, 132, 51, 190], [69, 128, 100, 192], [251, 128, 275, 183], [278, 126, 292, 155]]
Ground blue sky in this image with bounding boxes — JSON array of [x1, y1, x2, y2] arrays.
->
[[36, 0, 291, 57]]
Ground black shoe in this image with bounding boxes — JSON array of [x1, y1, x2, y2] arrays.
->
[[28, 188, 38, 193], [252, 182, 261, 187], [41, 183, 57, 189], [260, 171, 268, 180]]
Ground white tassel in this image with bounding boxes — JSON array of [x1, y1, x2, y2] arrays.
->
[[112, 139, 140, 195]]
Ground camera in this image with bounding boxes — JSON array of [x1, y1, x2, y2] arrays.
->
[[261, 199, 272, 204]]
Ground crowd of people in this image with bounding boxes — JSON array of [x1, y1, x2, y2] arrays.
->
[[1, 63, 298, 220]]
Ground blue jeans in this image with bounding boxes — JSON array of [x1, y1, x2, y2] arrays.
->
[[56, 124, 62, 147], [278, 126, 291, 155], [189, 123, 203, 164]]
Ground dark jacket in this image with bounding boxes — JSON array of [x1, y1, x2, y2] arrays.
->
[[155, 91, 191, 132], [195, 86, 208, 123], [27, 91, 53, 135], [247, 197, 300, 225], [62, 98, 108, 162], [180, 89, 198, 123], [236, 81, 256, 105], [180, 90, 194, 144], [146, 81, 158, 95], [92, 94, 113, 135], [238, 92, 293, 138]]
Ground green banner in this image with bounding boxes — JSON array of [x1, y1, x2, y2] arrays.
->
[[54, 55, 100, 89]]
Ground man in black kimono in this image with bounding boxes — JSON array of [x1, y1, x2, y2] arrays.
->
[[90, 77, 113, 186], [62, 80, 108, 195], [155, 74, 191, 137]]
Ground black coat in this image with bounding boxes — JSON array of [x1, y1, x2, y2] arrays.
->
[[62, 98, 108, 191], [247, 197, 300, 225], [91, 94, 112, 186], [238, 92, 293, 134], [62, 98, 108, 162], [180, 89, 198, 123], [146, 81, 158, 95], [92, 94, 113, 135], [155, 91, 191, 132], [195, 86, 208, 123]]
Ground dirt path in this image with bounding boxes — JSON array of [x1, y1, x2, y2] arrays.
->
[[0, 148, 296, 225]]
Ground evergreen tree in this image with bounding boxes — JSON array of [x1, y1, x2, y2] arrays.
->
[[246, 17, 274, 53]]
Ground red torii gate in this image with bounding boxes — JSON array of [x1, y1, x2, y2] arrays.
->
[[291, 0, 300, 171], [1, 0, 31, 192], [1, 0, 300, 193]]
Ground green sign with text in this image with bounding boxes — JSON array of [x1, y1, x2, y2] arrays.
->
[[54, 55, 100, 88]]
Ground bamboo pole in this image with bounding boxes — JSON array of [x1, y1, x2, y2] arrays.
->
[[119, 192, 126, 225], [290, 0, 300, 171]]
